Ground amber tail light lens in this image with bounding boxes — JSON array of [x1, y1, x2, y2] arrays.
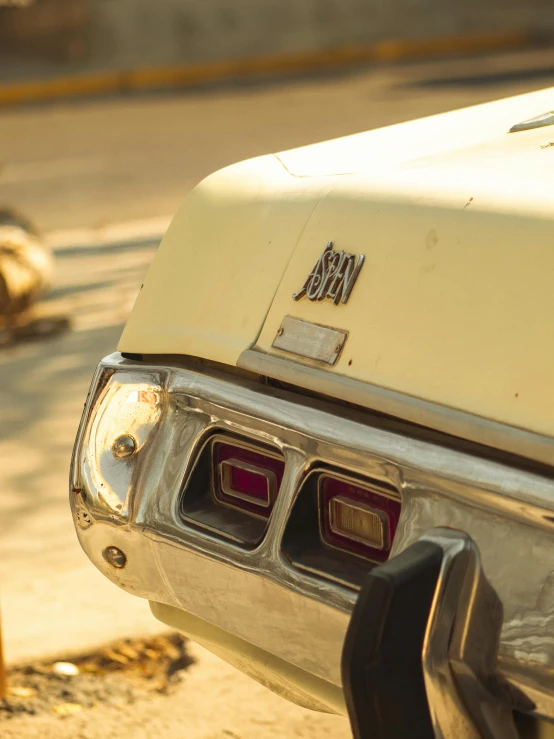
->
[[319, 474, 401, 563]]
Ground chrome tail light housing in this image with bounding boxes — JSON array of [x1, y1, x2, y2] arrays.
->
[[282, 469, 402, 589], [180, 434, 285, 547]]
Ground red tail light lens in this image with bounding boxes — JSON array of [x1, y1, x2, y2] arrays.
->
[[319, 473, 401, 563], [213, 441, 285, 518]]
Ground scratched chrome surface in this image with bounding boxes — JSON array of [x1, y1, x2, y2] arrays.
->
[[71, 352, 554, 720]]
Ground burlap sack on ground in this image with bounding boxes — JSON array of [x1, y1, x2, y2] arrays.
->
[[0, 216, 53, 321]]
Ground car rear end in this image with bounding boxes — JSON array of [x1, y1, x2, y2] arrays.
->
[[71, 86, 554, 737]]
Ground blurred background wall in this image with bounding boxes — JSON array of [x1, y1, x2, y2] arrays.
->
[[0, 0, 552, 74]]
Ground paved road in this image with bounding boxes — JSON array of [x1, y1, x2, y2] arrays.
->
[[0, 46, 553, 736], [2, 47, 554, 231]]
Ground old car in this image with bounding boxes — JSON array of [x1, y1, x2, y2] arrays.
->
[[70, 85, 554, 738]]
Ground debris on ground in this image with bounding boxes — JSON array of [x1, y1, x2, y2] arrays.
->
[[0, 207, 71, 347], [52, 662, 79, 677], [0, 633, 193, 721], [52, 702, 83, 716]]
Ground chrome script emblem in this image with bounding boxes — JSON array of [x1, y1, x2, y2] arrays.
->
[[292, 242, 364, 305]]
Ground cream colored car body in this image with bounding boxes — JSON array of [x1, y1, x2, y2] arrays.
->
[[121, 85, 554, 443], [72, 87, 554, 733]]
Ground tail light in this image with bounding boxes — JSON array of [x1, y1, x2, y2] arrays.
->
[[319, 474, 401, 563], [282, 468, 402, 589], [181, 434, 285, 547], [212, 440, 285, 518]]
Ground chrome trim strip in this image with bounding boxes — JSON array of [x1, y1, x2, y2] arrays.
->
[[237, 348, 554, 468], [510, 111, 554, 133]]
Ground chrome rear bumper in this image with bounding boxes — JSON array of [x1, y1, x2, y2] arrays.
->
[[70, 352, 554, 727]]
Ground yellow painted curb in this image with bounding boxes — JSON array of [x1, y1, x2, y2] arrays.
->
[[0, 30, 532, 106]]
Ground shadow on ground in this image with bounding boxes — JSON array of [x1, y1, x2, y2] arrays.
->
[[0, 238, 157, 567]]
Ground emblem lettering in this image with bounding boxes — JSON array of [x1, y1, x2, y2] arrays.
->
[[292, 242, 364, 305]]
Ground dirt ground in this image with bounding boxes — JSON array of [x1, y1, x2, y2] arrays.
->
[[0, 635, 352, 739]]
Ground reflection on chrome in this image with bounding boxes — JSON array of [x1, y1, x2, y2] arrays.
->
[[74, 368, 164, 521], [70, 352, 554, 723], [421, 529, 520, 739]]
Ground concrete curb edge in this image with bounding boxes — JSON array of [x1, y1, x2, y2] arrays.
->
[[0, 29, 533, 106]]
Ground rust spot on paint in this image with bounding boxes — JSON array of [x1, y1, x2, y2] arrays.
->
[[426, 229, 438, 250]]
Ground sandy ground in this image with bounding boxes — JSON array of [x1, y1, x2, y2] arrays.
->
[[0, 232, 163, 665], [1, 639, 352, 739], [1, 47, 554, 736]]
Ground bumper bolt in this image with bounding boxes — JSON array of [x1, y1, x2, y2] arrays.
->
[[102, 546, 127, 569], [112, 434, 137, 459]]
